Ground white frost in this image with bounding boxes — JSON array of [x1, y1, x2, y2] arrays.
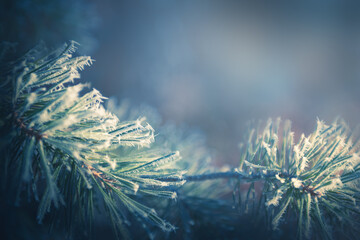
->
[[266, 188, 284, 207], [291, 178, 302, 188], [276, 174, 285, 183]]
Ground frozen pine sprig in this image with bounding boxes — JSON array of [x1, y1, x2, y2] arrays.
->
[[0, 41, 184, 238], [107, 99, 233, 239], [236, 118, 360, 239]]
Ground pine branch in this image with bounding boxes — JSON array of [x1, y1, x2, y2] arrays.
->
[[155, 171, 277, 182], [231, 118, 360, 239], [0, 41, 185, 238]]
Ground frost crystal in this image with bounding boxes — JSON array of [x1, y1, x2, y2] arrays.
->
[[291, 178, 302, 188], [275, 174, 285, 183], [266, 188, 284, 207]]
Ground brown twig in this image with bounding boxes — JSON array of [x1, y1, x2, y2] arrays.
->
[[13, 112, 45, 140]]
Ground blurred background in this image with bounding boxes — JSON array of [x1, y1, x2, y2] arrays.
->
[[2, 0, 360, 165]]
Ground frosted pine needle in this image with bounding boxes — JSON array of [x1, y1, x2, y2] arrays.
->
[[237, 118, 360, 239], [0, 41, 184, 238]]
